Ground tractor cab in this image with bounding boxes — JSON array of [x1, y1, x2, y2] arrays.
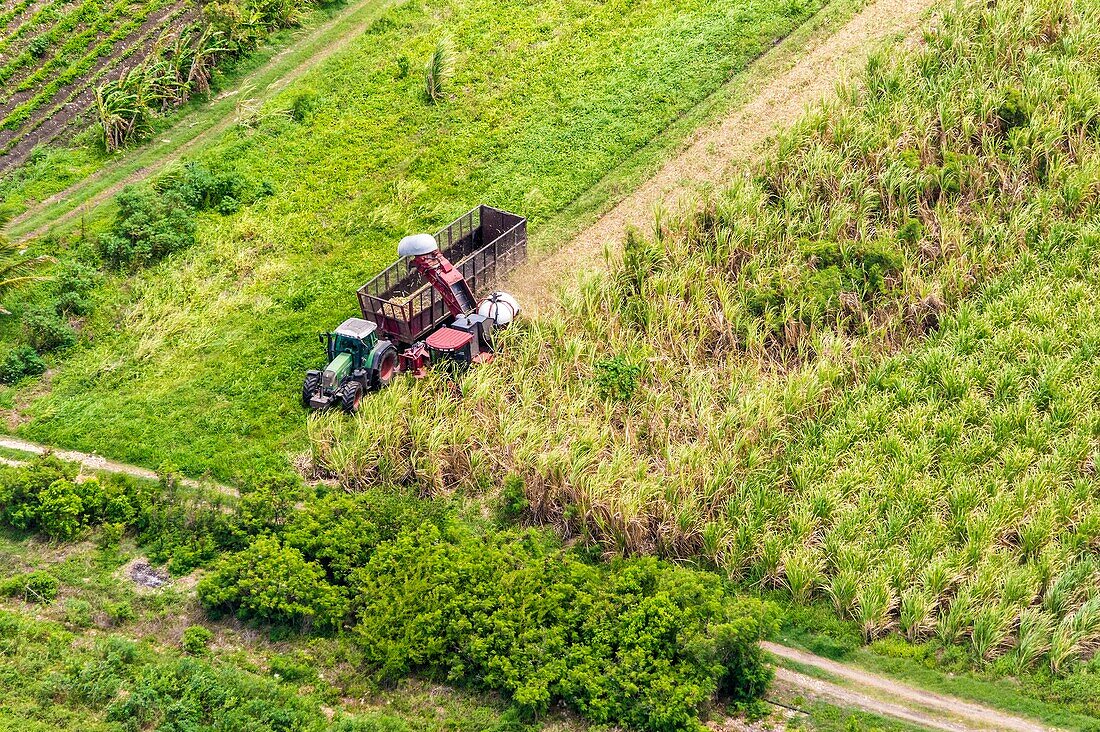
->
[[323, 318, 378, 369], [303, 317, 398, 414]]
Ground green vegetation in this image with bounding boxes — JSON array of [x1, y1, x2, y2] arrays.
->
[[0, 608, 389, 731], [310, 0, 1100, 678], [3, 0, 828, 479], [0, 456, 776, 730], [9, 0, 1100, 726], [0, 236, 52, 315], [95, 0, 329, 150]]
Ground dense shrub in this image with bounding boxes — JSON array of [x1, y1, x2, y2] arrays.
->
[[21, 303, 76, 353], [0, 570, 60, 603], [0, 458, 157, 541], [51, 260, 102, 317], [181, 625, 215, 655], [0, 344, 46, 383], [0, 457, 75, 530], [593, 355, 643, 401], [195, 487, 775, 729], [97, 184, 196, 270], [64, 598, 94, 628], [163, 162, 253, 212], [198, 536, 349, 630], [281, 489, 446, 585], [352, 524, 775, 731], [95, 166, 273, 270]]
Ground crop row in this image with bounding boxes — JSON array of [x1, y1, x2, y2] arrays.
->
[[309, 0, 1100, 672], [0, 0, 153, 94], [0, 0, 39, 39], [0, 0, 71, 59], [0, 0, 105, 86], [0, 0, 183, 133]]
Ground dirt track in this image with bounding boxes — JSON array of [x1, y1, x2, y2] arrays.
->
[[506, 0, 935, 316], [0, 435, 235, 496], [765, 643, 1057, 732]]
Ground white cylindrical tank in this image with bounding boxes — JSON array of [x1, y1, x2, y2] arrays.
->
[[477, 291, 520, 327]]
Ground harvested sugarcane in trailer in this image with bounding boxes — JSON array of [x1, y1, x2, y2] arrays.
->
[[302, 205, 526, 413]]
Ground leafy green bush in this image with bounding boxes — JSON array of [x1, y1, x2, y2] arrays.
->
[[0, 570, 59, 603], [269, 652, 316, 683], [198, 536, 349, 630], [181, 625, 215, 655], [282, 489, 446, 585], [0, 344, 46, 383], [64, 598, 94, 628], [165, 162, 248, 212], [21, 303, 76, 353], [97, 184, 196, 270], [36, 479, 85, 539], [594, 356, 643, 402], [352, 524, 776, 731], [27, 35, 48, 57], [0, 457, 75, 530], [0, 459, 153, 540], [104, 599, 135, 624], [51, 260, 102, 317]]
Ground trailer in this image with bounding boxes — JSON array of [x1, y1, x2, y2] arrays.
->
[[356, 205, 526, 345]]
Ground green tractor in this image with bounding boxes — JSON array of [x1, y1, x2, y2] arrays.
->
[[302, 318, 399, 413]]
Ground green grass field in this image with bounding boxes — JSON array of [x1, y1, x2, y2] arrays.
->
[[3, 0, 829, 479]]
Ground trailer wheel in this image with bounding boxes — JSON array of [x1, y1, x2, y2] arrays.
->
[[370, 342, 399, 390], [302, 373, 321, 407], [341, 381, 363, 414]]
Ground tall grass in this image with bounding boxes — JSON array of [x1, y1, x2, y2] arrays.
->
[[424, 37, 451, 103], [311, 0, 1100, 671]]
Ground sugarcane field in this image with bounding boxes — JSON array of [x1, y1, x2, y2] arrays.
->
[[2, 0, 1100, 730]]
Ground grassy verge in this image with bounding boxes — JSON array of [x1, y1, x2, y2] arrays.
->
[[769, 641, 1100, 732], [3, 0, 836, 480], [0, 444, 36, 462]]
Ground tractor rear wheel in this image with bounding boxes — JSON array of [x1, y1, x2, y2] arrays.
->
[[302, 373, 321, 407], [341, 381, 363, 414], [370, 343, 399, 390]]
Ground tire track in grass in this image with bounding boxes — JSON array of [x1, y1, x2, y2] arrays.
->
[[0, 434, 236, 496], [5, 0, 401, 242], [505, 0, 935, 317], [765, 643, 1058, 732]]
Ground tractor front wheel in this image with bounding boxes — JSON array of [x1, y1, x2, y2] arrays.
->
[[302, 373, 321, 407], [340, 381, 363, 414]]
